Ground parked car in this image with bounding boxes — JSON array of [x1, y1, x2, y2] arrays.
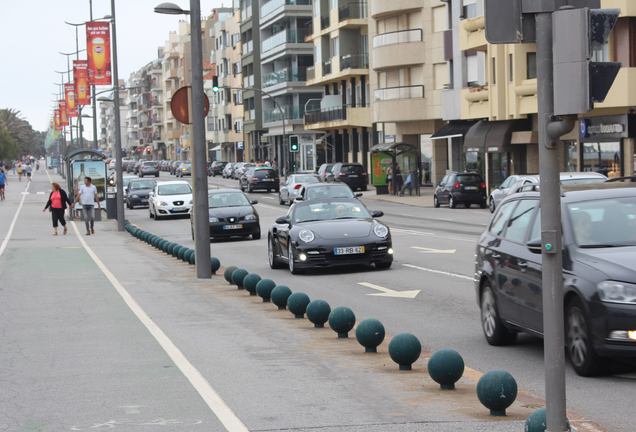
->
[[268, 198, 393, 274], [175, 163, 192, 177], [433, 172, 487, 209], [234, 162, 255, 180], [488, 174, 536, 213], [295, 183, 359, 203], [329, 162, 368, 191], [317, 163, 334, 182], [148, 180, 193, 220], [192, 189, 260, 241], [160, 160, 171, 171], [222, 163, 236, 179], [123, 160, 135, 173], [169, 160, 181, 175], [121, 175, 138, 200], [240, 167, 279, 193], [138, 160, 160, 178], [475, 182, 636, 376], [125, 179, 157, 209], [279, 174, 322, 206], [133, 160, 145, 175], [209, 161, 227, 177]]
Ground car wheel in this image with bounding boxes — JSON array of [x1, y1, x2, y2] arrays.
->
[[288, 242, 304, 274], [376, 262, 391, 270], [480, 201, 488, 209], [489, 198, 496, 213], [464, 203, 471, 208], [566, 297, 603, 376], [268, 235, 284, 269], [247, 184, 252, 193], [191, 225, 194, 240], [252, 229, 261, 240], [149, 208, 154, 218], [480, 281, 517, 346], [449, 196, 457, 209], [433, 195, 440, 208], [155, 174, 159, 178], [279, 194, 285, 205]]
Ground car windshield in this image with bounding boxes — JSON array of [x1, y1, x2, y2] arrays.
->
[[340, 165, 364, 174], [254, 169, 277, 178], [567, 197, 636, 247], [294, 175, 321, 183], [158, 184, 192, 195], [293, 200, 371, 223], [456, 175, 482, 185], [305, 185, 355, 200], [208, 193, 250, 208], [123, 178, 134, 187], [129, 180, 156, 190], [142, 162, 156, 166]]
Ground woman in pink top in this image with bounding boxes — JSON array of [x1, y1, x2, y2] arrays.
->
[[43, 182, 72, 235]]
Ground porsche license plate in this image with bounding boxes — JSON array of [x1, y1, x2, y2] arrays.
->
[[223, 224, 243, 230], [464, 186, 477, 190], [334, 246, 364, 255]]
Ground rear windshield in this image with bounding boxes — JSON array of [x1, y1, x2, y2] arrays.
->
[[456, 175, 482, 185], [305, 185, 355, 200], [142, 161, 156, 166], [158, 184, 192, 195], [295, 175, 321, 183], [254, 169, 277, 178], [340, 165, 364, 174]]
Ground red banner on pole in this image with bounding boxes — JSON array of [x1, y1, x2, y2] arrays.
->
[[59, 100, 69, 126], [73, 60, 91, 105], [65, 83, 78, 117], [54, 110, 62, 131], [86, 21, 112, 86]]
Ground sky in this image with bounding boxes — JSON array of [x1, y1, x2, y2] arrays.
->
[[0, 0, 231, 140]]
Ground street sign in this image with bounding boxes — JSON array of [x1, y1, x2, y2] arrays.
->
[[170, 86, 210, 124], [176, 148, 181, 154]]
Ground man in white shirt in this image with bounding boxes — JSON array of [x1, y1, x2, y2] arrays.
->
[[24, 164, 33, 182], [71, 177, 101, 235]]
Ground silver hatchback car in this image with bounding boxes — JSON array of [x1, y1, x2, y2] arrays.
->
[[138, 160, 160, 178]]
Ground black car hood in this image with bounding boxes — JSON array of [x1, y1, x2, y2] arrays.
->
[[209, 205, 253, 218], [575, 246, 636, 281], [299, 219, 373, 239]]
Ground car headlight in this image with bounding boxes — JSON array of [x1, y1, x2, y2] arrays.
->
[[244, 214, 257, 221], [373, 223, 389, 238], [156, 201, 168, 206], [188, 200, 193, 204], [130, 194, 139, 198], [299, 229, 315, 243], [209, 217, 219, 223], [598, 281, 636, 304]]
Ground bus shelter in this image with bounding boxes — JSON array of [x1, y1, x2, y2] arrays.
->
[[63, 149, 107, 220], [370, 142, 421, 196]]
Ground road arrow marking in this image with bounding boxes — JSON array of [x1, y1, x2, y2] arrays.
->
[[411, 246, 457, 254], [358, 282, 420, 299]]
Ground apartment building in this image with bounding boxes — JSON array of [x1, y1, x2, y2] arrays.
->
[[457, 0, 636, 192], [303, 0, 372, 172], [162, 31, 181, 161], [98, 79, 129, 157], [258, 0, 323, 173]]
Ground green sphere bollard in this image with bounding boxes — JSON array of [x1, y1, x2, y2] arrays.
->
[[157, 239, 165, 250], [224, 266, 238, 283], [172, 245, 183, 258], [210, 257, 221, 274], [428, 349, 465, 390], [477, 370, 517, 416], [328, 306, 356, 338], [388, 333, 422, 371], [525, 407, 571, 432], [256, 279, 276, 301], [141, 232, 148, 241], [152, 237, 159, 247], [355, 318, 385, 353], [306, 300, 331, 328], [177, 247, 188, 261], [243, 273, 261, 296], [168, 243, 178, 255], [271, 285, 292, 310], [232, 269, 249, 290], [163, 241, 171, 253], [189, 252, 196, 265], [148, 234, 156, 244], [182, 249, 193, 262], [135, 230, 142, 239], [287, 292, 310, 318]]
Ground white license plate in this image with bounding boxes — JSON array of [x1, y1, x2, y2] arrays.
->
[[140, 199, 147, 203], [223, 224, 243, 230], [172, 207, 185, 211], [465, 186, 477, 190], [334, 246, 365, 255], [349, 175, 358, 177]]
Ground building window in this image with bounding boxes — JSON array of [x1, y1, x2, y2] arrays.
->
[[582, 142, 621, 177], [527, 52, 537, 79], [315, 43, 322, 64], [492, 57, 496, 85], [463, 0, 477, 19], [331, 37, 339, 59], [509, 54, 513, 82], [433, 5, 448, 32], [330, 0, 337, 9], [466, 53, 478, 86], [314, 0, 320, 18]]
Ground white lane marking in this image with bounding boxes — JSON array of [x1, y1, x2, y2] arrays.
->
[[21, 192, 30, 195], [402, 263, 473, 281], [37, 192, 45, 195], [0, 178, 32, 258], [262, 196, 275, 200], [391, 227, 476, 243], [411, 246, 457, 254], [70, 221, 249, 432], [256, 203, 287, 212], [358, 282, 420, 298]]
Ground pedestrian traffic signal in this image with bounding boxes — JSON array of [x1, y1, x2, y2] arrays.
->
[[553, 7, 621, 115], [289, 135, 299, 153], [212, 76, 219, 93]]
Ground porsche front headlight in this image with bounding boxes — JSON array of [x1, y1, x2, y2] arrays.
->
[[373, 223, 389, 238], [299, 229, 315, 243]]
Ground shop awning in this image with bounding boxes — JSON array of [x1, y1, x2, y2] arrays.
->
[[431, 120, 479, 140], [463, 120, 492, 152], [210, 145, 221, 151], [463, 119, 531, 152]]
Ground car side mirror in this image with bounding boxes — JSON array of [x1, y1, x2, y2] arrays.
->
[[371, 210, 384, 218], [527, 238, 542, 254], [251, 200, 258, 205], [275, 216, 290, 225], [295, 196, 304, 201], [149, 192, 154, 197], [355, 193, 363, 197]]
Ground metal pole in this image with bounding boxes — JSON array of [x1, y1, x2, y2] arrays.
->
[[190, 0, 212, 278], [110, 0, 125, 232], [536, 11, 568, 432], [90, 0, 99, 151]]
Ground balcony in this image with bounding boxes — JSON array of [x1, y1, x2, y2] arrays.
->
[[304, 20, 313, 41], [461, 87, 490, 119], [372, 29, 425, 70], [373, 29, 422, 48], [263, 105, 305, 123], [595, 68, 636, 110], [373, 86, 427, 123], [307, 66, 315, 81], [262, 67, 307, 88], [167, 129, 181, 140], [164, 69, 178, 80], [340, 54, 368, 71], [304, 105, 371, 130], [322, 60, 332, 76], [459, 16, 487, 52], [370, 0, 422, 19], [321, 14, 330, 30], [262, 29, 310, 53], [260, 0, 311, 19], [375, 85, 423, 102], [339, 2, 367, 21]]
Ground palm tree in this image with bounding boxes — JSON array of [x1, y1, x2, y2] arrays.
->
[[0, 109, 37, 155]]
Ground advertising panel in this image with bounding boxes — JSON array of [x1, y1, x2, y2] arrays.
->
[[64, 83, 78, 117], [54, 109, 62, 131], [86, 22, 112, 86], [72, 161, 107, 210], [59, 100, 69, 126], [73, 60, 91, 105], [371, 151, 393, 186]]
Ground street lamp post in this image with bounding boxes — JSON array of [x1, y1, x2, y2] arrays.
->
[[155, 1, 211, 279]]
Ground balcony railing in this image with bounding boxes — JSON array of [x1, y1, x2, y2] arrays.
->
[[339, 2, 367, 21], [304, 106, 346, 125], [322, 60, 332, 76], [340, 54, 368, 71], [372, 29, 423, 48], [263, 105, 305, 123], [374, 85, 424, 101], [321, 14, 330, 30], [261, 0, 311, 18], [304, 20, 313, 38], [307, 66, 315, 80], [263, 67, 308, 87], [262, 29, 310, 53]]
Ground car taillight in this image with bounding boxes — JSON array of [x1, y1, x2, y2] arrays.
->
[[481, 182, 486, 189], [251, 177, 258, 181], [155, 166, 159, 169], [361, 173, 367, 177], [339, 173, 346, 177], [454, 182, 460, 189], [294, 184, 302, 189]]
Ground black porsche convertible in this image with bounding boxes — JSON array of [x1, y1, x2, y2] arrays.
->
[[268, 198, 393, 274]]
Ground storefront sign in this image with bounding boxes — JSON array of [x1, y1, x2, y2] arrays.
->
[[580, 115, 634, 141], [236, 142, 244, 150]]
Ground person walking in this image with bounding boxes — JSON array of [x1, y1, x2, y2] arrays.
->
[[24, 163, 32, 182], [71, 177, 101, 236], [43, 182, 72, 235], [12, 162, 16, 175], [17, 163, 23, 182], [386, 164, 393, 195], [0, 168, 7, 200]]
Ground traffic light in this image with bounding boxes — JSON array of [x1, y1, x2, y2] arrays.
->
[[289, 135, 299, 152], [212, 76, 219, 93], [553, 7, 621, 115]]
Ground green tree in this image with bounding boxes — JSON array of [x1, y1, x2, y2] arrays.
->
[[0, 126, 20, 161], [0, 108, 37, 156]]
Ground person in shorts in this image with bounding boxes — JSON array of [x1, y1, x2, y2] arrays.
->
[[24, 163, 32, 181], [17, 163, 23, 181], [71, 177, 101, 236], [0, 168, 7, 200]]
